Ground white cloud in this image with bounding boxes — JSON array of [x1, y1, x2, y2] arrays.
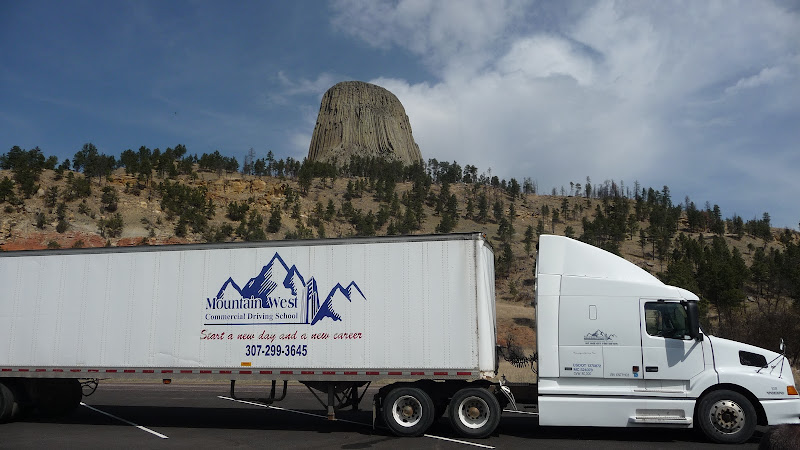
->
[[331, 0, 800, 226], [498, 36, 596, 86], [725, 66, 790, 95], [268, 72, 350, 160], [330, 0, 520, 74], [289, 131, 313, 158], [373, 71, 661, 189], [268, 71, 341, 105]]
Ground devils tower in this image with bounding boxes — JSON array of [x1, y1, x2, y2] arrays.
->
[[307, 81, 423, 165]]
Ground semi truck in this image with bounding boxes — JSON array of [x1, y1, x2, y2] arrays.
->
[[0, 232, 798, 443], [534, 234, 799, 444]]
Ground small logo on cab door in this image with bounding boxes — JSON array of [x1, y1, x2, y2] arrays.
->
[[584, 329, 618, 345]]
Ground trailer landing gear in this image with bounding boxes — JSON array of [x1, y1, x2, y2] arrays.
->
[[228, 379, 288, 405], [302, 381, 371, 420]]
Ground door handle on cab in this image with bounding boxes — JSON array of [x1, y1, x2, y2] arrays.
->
[[645, 366, 659, 372]]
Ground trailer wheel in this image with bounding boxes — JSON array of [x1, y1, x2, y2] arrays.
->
[[0, 382, 20, 423], [382, 386, 435, 437], [697, 390, 757, 444], [448, 387, 501, 439], [33, 379, 82, 417]]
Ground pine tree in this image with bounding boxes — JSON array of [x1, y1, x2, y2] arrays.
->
[[101, 186, 119, 212], [326, 199, 337, 221], [493, 200, 504, 223], [465, 197, 474, 219], [240, 210, 266, 241], [639, 230, 648, 258], [267, 205, 282, 233], [496, 242, 514, 277], [0, 177, 15, 203], [227, 201, 250, 222], [476, 193, 488, 223], [1, 146, 46, 198], [523, 225, 534, 255], [551, 209, 560, 233], [498, 218, 514, 243]]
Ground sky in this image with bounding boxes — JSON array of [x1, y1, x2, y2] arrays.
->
[[2, 0, 799, 228]]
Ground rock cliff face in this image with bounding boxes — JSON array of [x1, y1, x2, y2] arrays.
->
[[307, 81, 423, 165]]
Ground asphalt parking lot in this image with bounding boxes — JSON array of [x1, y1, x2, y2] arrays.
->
[[0, 382, 765, 449]]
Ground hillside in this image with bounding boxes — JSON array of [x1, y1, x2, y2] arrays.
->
[[1, 162, 799, 380]]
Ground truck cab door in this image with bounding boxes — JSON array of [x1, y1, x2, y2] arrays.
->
[[640, 300, 705, 387]]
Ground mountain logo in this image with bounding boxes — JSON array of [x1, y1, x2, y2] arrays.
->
[[204, 252, 366, 325], [584, 330, 616, 342]]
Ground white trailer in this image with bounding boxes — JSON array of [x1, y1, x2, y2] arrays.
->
[[534, 234, 800, 444], [0, 233, 507, 437]]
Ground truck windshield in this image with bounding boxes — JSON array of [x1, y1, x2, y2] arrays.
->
[[644, 302, 690, 339]]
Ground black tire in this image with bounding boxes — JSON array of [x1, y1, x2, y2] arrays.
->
[[0, 382, 19, 423], [448, 387, 501, 439], [697, 389, 757, 444], [32, 379, 82, 417], [381, 386, 435, 437]]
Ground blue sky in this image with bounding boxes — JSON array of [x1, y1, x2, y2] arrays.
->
[[2, 0, 799, 228]]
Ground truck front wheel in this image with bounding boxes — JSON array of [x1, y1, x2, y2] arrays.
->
[[382, 386, 435, 437], [697, 390, 757, 444], [448, 387, 501, 438]]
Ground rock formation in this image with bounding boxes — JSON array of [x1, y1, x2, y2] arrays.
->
[[307, 81, 423, 165]]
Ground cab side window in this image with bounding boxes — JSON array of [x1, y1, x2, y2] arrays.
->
[[644, 302, 689, 339]]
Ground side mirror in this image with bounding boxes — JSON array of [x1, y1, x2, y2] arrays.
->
[[686, 301, 703, 341]]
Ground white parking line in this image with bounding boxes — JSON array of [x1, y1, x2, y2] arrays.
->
[[80, 402, 169, 439], [218, 396, 495, 449], [421, 434, 495, 448]]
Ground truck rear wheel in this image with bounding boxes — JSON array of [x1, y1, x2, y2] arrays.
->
[[382, 386, 435, 437], [0, 382, 20, 423], [32, 379, 82, 417], [697, 390, 757, 444], [448, 387, 501, 438]]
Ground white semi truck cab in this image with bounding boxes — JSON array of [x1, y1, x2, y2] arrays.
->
[[534, 235, 800, 444]]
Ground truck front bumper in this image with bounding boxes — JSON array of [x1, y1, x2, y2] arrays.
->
[[761, 398, 800, 425]]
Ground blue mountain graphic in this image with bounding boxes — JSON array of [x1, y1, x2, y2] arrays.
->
[[311, 282, 366, 325], [240, 253, 291, 300], [285, 265, 306, 296], [212, 254, 365, 325], [216, 277, 243, 299]]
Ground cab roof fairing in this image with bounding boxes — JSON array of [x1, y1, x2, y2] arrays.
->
[[536, 235, 701, 302], [536, 235, 662, 286]]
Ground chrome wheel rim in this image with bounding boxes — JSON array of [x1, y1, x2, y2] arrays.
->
[[457, 396, 490, 429], [709, 399, 745, 434], [392, 395, 422, 428]]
